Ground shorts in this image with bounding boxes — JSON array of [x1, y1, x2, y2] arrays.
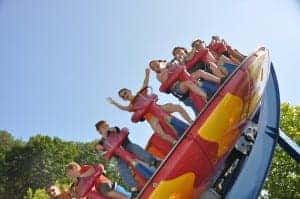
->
[[182, 97, 199, 115], [172, 81, 188, 97], [223, 62, 237, 75], [170, 116, 189, 137], [199, 80, 218, 99]]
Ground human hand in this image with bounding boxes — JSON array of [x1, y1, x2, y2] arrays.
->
[[145, 68, 150, 75], [95, 144, 104, 151], [106, 97, 115, 105]]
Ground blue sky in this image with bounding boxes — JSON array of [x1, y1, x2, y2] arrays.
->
[[0, 0, 299, 146]]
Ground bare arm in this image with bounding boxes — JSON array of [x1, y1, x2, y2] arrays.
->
[[141, 68, 151, 89], [148, 117, 176, 144], [161, 103, 193, 124], [107, 97, 132, 111], [185, 48, 196, 61]]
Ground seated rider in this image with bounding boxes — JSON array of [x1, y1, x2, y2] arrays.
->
[[95, 120, 160, 193], [149, 59, 219, 105], [172, 46, 223, 82], [207, 36, 245, 64], [46, 185, 71, 199], [172, 44, 227, 78], [107, 69, 192, 145], [190, 39, 238, 76], [66, 162, 132, 199]]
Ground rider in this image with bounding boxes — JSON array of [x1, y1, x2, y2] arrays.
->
[[95, 120, 159, 192], [207, 36, 245, 65], [148, 60, 221, 107], [107, 68, 192, 145], [66, 162, 132, 199], [46, 185, 71, 199]]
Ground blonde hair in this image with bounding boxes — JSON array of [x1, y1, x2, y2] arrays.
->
[[66, 162, 80, 172]]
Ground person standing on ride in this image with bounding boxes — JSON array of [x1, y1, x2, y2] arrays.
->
[[107, 69, 192, 145], [95, 120, 159, 193], [66, 162, 132, 199]]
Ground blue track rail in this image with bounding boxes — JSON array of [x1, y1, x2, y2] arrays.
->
[[226, 63, 280, 199]]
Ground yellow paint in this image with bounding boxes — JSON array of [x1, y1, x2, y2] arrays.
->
[[149, 173, 195, 199], [247, 50, 270, 117], [198, 94, 243, 157]]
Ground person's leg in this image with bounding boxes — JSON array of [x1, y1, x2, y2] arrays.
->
[[191, 69, 221, 84], [169, 116, 189, 137], [125, 142, 157, 166], [116, 158, 138, 189], [114, 183, 132, 199], [180, 81, 207, 101], [106, 191, 128, 199], [221, 62, 237, 75], [97, 183, 130, 199], [207, 61, 226, 78], [182, 97, 199, 116], [217, 55, 235, 66], [198, 80, 219, 99]]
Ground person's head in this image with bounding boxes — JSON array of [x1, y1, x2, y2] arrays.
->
[[66, 162, 81, 178], [118, 88, 133, 101], [192, 39, 205, 50], [149, 59, 167, 73], [46, 185, 61, 198], [95, 120, 109, 137], [212, 35, 220, 41], [172, 47, 188, 61]]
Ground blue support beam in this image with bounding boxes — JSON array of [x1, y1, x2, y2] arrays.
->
[[278, 130, 300, 163]]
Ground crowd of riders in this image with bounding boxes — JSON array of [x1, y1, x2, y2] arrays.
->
[[46, 36, 246, 199]]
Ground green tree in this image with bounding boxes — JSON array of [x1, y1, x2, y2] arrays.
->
[[263, 103, 300, 198]]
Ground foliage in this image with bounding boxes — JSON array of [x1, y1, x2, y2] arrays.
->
[[0, 103, 299, 198], [0, 133, 119, 199], [263, 103, 300, 199]]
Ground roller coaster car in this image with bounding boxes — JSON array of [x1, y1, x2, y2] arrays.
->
[[138, 47, 271, 199]]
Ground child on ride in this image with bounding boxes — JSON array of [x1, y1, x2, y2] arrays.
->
[[66, 162, 132, 199], [46, 185, 71, 199], [207, 36, 245, 64], [149, 59, 221, 104], [107, 69, 192, 145], [191, 38, 238, 76], [95, 120, 159, 193], [172, 43, 227, 78]]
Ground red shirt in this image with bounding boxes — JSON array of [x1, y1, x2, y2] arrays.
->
[[185, 48, 216, 70], [80, 165, 111, 186], [209, 42, 227, 54], [80, 165, 92, 174]]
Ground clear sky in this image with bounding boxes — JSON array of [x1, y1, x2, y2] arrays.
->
[[1, 0, 300, 146]]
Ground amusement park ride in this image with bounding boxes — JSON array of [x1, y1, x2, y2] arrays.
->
[[75, 47, 300, 199]]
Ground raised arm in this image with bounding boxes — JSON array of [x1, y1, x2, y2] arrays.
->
[[161, 103, 193, 124], [141, 68, 151, 89], [107, 97, 132, 112]]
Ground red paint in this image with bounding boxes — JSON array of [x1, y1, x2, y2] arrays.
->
[[138, 48, 269, 198]]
